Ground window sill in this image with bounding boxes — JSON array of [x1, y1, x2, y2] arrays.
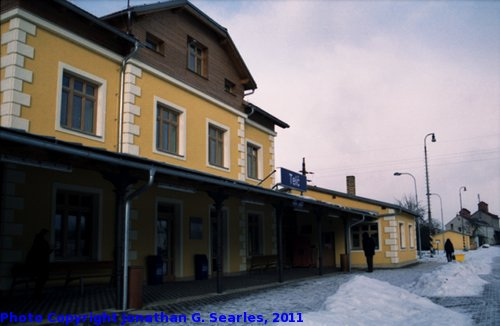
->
[[246, 176, 261, 183], [187, 68, 208, 80], [56, 126, 104, 142], [146, 47, 165, 56], [154, 148, 186, 161], [207, 163, 230, 173]]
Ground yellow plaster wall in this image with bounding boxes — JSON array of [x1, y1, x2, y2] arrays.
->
[[136, 72, 233, 178], [432, 231, 470, 251], [9, 165, 116, 262], [244, 124, 274, 188], [129, 189, 277, 279], [2, 19, 277, 187], [19, 26, 121, 149], [305, 189, 417, 267]]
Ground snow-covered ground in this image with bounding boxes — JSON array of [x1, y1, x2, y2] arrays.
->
[[407, 248, 495, 297], [301, 276, 471, 326], [142, 246, 499, 325]]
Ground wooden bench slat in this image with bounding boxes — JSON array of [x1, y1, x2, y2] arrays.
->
[[10, 260, 113, 296]]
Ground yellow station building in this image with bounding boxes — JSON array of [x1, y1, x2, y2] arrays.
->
[[1, 0, 418, 308]]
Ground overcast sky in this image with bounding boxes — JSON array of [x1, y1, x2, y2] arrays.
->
[[72, 0, 499, 225]]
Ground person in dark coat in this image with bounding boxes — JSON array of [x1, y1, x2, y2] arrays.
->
[[444, 238, 455, 262], [26, 229, 51, 298], [362, 232, 376, 272]]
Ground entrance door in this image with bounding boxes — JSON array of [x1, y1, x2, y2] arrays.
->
[[322, 232, 336, 268], [157, 203, 176, 281], [210, 208, 228, 274]]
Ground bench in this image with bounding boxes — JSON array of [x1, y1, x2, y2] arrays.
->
[[248, 255, 277, 272], [10, 260, 113, 296]]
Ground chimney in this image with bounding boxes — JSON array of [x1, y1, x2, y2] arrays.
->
[[478, 201, 488, 213], [460, 208, 471, 218], [346, 176, 356, 196]]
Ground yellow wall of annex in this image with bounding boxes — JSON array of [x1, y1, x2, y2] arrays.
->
[[304, 189, 417, 267], [432, 231, 470, 251], [19, 27, 121, 150]]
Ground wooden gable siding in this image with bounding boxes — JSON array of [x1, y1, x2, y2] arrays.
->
[[117, 9, 246, 112]]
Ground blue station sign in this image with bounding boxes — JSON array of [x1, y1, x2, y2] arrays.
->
[[279, 167, 307, 192]]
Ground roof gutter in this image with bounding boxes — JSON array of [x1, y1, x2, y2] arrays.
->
[[53, 0, 136, 44], [0, 129, 368, 217]]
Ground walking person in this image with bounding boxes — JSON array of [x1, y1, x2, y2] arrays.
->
[[362, 232, 376, 272], [444, 238, 455, 262]]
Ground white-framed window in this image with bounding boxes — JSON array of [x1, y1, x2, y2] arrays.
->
[[187, 37, 207, 77], [55, 62, 107, 141], [246, 140, 263, 180], [409, 224, 415, 248], [351, 222, 379, 250], [153, 96, 186, 159], [248, 213, 263, 256], [52, 184, 102, 261], [206, 119, 230, 170], [399, 222, 406, 249], [145, 32, 164, 54]]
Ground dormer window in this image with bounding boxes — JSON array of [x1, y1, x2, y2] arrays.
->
[[188, 37, 207, 77], [224, 79, 235, 94], [145, 32, 164, 54]]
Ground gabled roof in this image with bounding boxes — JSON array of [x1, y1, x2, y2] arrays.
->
[[2, 0, 137, 56], [308, 185, 419, 217], [101, 0, 257, 90], [54, 0, 137, 44], [471, 210, 499, 220], [245, 102, 290, 129]]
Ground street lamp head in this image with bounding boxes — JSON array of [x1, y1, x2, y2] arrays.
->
[[394, 172, 402, 176], [431, 133, 436, 142]]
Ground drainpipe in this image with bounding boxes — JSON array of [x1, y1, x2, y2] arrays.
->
[[122, 167, 156, 310], [118, 41, 141, 153], [347, 215, 366, 272]]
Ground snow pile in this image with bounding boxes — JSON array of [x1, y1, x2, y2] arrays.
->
[[408, 246, 500, 297], [297, 276, 471, 326]]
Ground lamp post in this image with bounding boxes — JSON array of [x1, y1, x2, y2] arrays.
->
[[394, 172, 422, 258], [424, 133, 436, 232], [459, 186, 467, 250], [430, 193, 444, 254]]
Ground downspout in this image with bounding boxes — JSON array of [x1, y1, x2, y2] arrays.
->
[[118, 41, 141, 153], [122, 167, 156, 310], [347, 215, 366, 272]]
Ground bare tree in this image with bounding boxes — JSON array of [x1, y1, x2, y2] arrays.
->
[[395, 194, 440, 250]]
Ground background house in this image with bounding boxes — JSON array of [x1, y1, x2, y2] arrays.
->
[[445, 202, 498, 247]]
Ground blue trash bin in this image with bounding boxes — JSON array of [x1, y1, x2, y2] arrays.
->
[[194, 255, 208, 280], [146, 255, 163, 285]]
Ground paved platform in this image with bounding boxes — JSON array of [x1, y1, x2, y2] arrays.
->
[[429, 255, 500, 326], [0, 267, 335, 316]]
